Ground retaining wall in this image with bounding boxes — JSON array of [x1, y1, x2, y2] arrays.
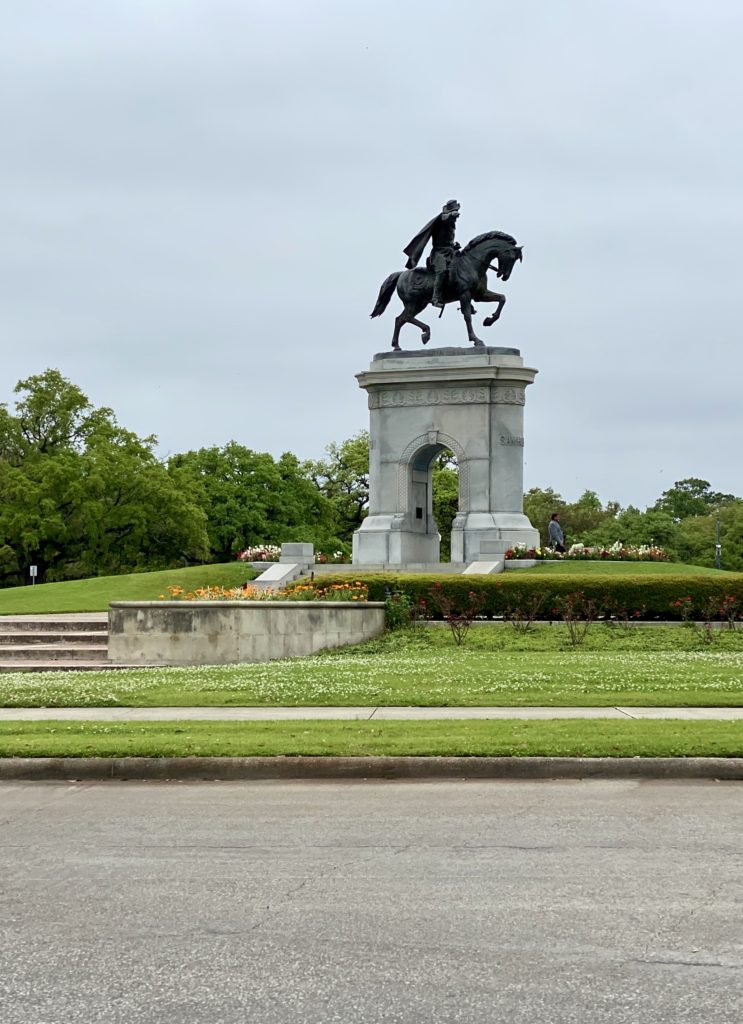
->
[[108, 601, 386, 666]]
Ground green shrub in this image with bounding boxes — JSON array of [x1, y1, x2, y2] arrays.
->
[[288, 572, 743, 621], [384, 590, 416, 630]]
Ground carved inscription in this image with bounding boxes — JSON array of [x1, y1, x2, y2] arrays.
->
[[500, 434, 525, 447], [493, 385, 525, 406], [368, 387, 487, 410]]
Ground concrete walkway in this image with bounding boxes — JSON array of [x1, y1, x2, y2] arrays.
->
[[2, 705, 743, 721]]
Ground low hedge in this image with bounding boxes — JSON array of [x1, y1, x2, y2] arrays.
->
[[291, 572, 743, 620]]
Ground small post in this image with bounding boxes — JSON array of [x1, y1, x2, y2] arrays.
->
[[715, 515, 721, 570]]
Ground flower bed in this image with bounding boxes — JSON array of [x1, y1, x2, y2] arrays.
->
[[237, 545, 281, 562], [504, 545, 549, 560], [566, 542, 670, 562], [161, 582, 369, 602], [504, 542, 670, 562], [236, 546, 348, 564]]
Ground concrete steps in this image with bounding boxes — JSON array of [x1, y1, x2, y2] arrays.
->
[[0, 615, 109, 633], [0, 614, 112, 672], [0, 632, 107, 647]]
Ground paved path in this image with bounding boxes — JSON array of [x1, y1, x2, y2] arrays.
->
[[0, 613, 107, 622], [2, 780, 742, 1024], [3, 704, 743, 721]]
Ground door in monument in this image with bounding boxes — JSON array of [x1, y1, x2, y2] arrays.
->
[[403, 441, 452, 561], [410, 469, 430, 534]]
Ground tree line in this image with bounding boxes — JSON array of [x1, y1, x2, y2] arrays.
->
[[0, 369, 739, 587]]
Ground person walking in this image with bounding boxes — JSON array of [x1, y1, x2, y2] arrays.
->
[[547, 513, 566, 554]]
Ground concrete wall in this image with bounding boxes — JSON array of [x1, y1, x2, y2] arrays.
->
[[108, 601, 386, 666]]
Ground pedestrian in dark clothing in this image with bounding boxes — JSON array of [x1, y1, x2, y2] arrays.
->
[[547, 513, 566, 554]]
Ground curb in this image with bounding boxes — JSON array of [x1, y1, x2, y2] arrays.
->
[[2, 756, 743, 781]]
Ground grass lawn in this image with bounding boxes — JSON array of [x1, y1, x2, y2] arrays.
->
[[1, 718, 743, 758], [0, 560, 723, 616], [530, 561, 724, 575], [2, 625, 743, 709], [0, 562, 257, 615]]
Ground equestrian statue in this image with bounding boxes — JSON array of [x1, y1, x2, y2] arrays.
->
[[370, 200, 523, 350]]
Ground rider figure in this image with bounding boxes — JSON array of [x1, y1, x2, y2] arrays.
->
[[403, 200, 461, 309]]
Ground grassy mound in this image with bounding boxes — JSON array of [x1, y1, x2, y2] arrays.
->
[[0, 563, 257, 615], [529, 561, 723, 575]]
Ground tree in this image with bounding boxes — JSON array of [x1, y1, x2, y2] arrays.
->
[[5, 369, 93, 456], [169, 442, 342, 561], [564, 490, 619, 541], [654, 478, 737, 522], [432, 456, 459, 559], [676, 502, 743, 571], [0, 370, 209, 586], [524, 488, 622, 548], [581, 507, 680, 554], [304, 432, 370, 546], [524, 487, 567, 543]]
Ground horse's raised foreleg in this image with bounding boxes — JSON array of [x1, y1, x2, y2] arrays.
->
[[409, 315, 431, 346], [459, 290, 485, 347], [478, 288, 506, 327]]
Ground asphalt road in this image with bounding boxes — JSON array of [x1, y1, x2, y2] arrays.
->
[[1, 779, 742, 1024]]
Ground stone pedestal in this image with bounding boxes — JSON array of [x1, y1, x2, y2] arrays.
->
[[352, 346, 539, 565]]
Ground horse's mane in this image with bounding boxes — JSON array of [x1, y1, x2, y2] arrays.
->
[[462, 230, 517, 253]]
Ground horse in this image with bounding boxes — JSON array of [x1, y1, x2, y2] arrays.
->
[[370, 231, 523, 350]]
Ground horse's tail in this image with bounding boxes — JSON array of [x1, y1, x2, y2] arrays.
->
[[370, 271, 402, 318]]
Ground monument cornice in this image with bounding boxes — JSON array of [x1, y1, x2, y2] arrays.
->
[[356, 364, 538, 390]]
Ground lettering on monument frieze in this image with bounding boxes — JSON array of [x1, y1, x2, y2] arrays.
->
[[493, 385, 525, 406], [500, 434, 525, 447], [368, 387, 488, 410]]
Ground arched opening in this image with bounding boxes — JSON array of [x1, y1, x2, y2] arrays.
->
[[407, 443, 447, 547], [398, 432, 468, 563], [432, 449, 459, 560]]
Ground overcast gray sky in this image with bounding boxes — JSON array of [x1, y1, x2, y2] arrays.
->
[[2, 0, 742, 509]]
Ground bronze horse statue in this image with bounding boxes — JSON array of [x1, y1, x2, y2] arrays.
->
[[370, 231, 523, 350]]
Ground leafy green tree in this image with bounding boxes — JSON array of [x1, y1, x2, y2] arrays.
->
[[524, 488, 622, 549], [169, 442, 341, 561], [562, 490, 619, 541], [2, 369, 93, 456], [524, 487, 567, 545], [304, 432, 370, 545], [582, 507, 680, 554], [0, 370, 209, 586], [432, 457, 459, 559], [654, 478, 737, 522], [676, 502, 743, 571]]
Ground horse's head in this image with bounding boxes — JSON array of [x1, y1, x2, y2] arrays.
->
[[461, 231, 523, 281], [495, 244, 523, 282]]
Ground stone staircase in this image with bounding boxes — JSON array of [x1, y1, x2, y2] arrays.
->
[[0, 614, 112, 672]]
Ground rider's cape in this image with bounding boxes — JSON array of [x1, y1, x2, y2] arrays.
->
[[403, 214, 443, 270]]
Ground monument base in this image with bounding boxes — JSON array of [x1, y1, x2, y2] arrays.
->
[[352, 345, 539, 568], [450, 512, 540, 563], [352, 513, 441, 565]]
